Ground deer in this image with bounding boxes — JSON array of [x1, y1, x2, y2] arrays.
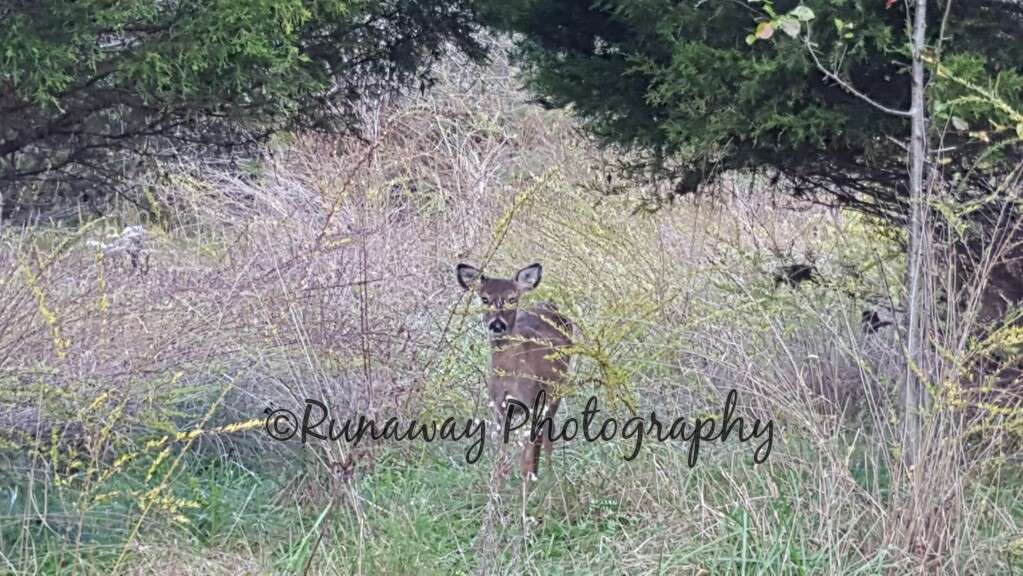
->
[[456, 262, 573, 486]]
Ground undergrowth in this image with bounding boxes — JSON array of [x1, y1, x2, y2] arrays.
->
[[1, 52, 1021, 575]]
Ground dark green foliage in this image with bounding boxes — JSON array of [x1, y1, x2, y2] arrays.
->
[[483, 0, 1023, 221], [0, 0, 484, 215]]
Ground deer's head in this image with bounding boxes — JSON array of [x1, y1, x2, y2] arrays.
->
[[456, 262, 542, 339]]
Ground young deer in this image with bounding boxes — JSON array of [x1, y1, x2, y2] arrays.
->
[[456, 262, 573, 483]]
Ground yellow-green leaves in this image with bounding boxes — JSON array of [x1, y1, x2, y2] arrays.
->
[[789, 5, 816, 22], [834, 17, 855, 39], [747, 3, 815, 45]]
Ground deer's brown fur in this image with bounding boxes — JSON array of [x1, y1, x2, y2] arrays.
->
[[457, 262, 572, 483]]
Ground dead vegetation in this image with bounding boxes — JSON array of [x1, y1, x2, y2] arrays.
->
[[0, 51, 1021, 575]]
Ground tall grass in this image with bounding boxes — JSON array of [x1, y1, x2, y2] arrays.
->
[[1, 51, 1021, 575]]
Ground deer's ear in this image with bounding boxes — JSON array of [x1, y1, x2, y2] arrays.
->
[[456, 263, 481, 290], [514, 263, 543, 291]]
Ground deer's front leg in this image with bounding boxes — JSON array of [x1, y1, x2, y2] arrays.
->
[[486, 388, 514, 486], [520, 438, 542, 484], [487, 387, 507, 443]]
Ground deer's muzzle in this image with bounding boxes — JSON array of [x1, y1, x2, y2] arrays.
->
[[488, 318, 508, 335]]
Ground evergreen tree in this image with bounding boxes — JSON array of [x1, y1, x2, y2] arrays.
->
[[0, 0, 484, 212], [483, 0, 1023, 221]]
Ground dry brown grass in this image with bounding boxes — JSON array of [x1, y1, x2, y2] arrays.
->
[[1, 49, 1021, 575]]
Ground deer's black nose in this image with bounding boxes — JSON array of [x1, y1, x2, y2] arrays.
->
[[489, 319, 507, 334]]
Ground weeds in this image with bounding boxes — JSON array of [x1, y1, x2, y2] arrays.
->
[[0, 50, 1021, 575]]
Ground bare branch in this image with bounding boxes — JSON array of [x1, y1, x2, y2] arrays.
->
[[803, 33, 912, 118]]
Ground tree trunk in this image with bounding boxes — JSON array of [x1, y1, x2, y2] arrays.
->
[[904, 0, 930, 469]]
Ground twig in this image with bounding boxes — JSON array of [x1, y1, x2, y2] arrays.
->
[[804, 34, 912, 118]]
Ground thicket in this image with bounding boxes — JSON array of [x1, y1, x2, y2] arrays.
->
[[0, 0, 484, 217]]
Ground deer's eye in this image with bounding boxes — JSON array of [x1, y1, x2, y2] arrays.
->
[[480, 297, 490, 305], [507, 297, 518, 305]]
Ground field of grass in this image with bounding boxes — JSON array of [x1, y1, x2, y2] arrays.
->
[[1, 55, 1022, 575]]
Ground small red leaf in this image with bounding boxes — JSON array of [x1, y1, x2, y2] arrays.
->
[[886, 0, 897, 8]]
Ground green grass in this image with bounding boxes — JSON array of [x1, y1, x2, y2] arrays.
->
[[3, 56, 1022, 575], [4, 414, 1023, 574]]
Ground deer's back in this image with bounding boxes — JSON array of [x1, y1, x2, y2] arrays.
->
[[489, 303, 572, 408], [516, 302, 573, 346]]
